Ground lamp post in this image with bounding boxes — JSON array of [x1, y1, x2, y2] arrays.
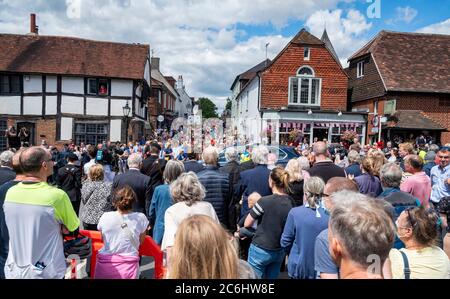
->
[[123, 101, 131, 143]]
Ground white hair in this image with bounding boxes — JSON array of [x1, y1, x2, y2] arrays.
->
[[225, 147, 238, 162], [127, 153, 142, 168], [252, 145, 269, 165], [0, 150, 14, 166], [203, 146, 218, 165], [297, 156, 310, 170]]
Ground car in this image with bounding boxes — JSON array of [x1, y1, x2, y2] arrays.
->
[[218, 144, 300, 167]]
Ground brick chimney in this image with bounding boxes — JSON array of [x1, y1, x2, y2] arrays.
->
[[151, 57, 160, 71], [30, 13, 39, 35]]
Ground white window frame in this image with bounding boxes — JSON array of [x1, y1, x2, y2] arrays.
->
[[304, 47, 310, 61], [357, 61, 364, 78], [288, 66, 321, 106]]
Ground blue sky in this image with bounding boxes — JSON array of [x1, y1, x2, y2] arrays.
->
[[0, 0, 449, 112]]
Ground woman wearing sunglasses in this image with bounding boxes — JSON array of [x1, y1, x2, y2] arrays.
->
[[386, 207, 450, 279]]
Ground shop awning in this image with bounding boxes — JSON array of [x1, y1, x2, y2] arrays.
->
[[383, 110, 445, 131]]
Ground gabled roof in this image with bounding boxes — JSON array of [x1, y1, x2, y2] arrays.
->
[[291, 29, 324, 45], [348, 30, 450, 94], [230, 59, 270, 91], [151, 68, 179, 97], [321, 29, 342, 68], [0, 34, 149, 80]]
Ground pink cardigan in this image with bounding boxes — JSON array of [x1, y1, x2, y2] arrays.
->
[[94, 253, 140, 279]]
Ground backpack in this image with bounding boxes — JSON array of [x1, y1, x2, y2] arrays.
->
[[96, 149, 103, 162]]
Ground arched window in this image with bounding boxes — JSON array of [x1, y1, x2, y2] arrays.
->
[[297, 66, 314, 77]]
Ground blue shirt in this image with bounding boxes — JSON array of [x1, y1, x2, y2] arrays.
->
[[430, 164, 450, 203], [280, 206, 329, 279], [314, 228, 339, 277], [345, 163, 362, 177], [148, 184, 173, 245]]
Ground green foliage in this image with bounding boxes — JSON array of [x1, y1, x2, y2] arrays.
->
[[225, 98, 232, 110], [198, 97, 219, 119]]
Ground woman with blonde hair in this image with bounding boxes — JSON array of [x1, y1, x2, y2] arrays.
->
[[281, 176, 328, 279], [168, 215, 257, 279], [244, 167, 295, 278], [285, 159, 304, 206], [79, 164, 112, 230]]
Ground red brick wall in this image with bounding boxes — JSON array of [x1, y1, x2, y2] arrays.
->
[[260, 43, 348, 110], [36, 119, 57, 146]]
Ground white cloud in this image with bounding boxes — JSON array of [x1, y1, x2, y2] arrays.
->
[[305, 9, 372, 67], [416, 18, 450, 35], [0, 0, 354, 111], [386, 6, 418, 25]]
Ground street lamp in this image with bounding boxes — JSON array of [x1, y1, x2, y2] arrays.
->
[[123, 101, 131, 142]]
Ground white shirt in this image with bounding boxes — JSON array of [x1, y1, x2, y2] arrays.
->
[[97, 211, 149, 256], [83, 159, 96, 175], [161, 201, 219, 251]]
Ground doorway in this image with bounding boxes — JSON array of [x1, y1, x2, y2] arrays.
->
[[313, 128, 329, 142], [16, 122, 35, 147]]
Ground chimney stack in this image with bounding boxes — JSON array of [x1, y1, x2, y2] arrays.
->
[[30, 13, 39, 35], [151, 57, 160, 71]]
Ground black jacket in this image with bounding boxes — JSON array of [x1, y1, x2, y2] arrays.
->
[[112, 169, 152, 216], [219, 161, 241, 186], [57, 164, 82, 202], [0, 167, 16, 186], [183, 160, 205, 173], [197, 166, 231, 229]]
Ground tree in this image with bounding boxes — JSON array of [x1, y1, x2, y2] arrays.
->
[[198, 97, 219, 119], [225, 98, 232, 111]]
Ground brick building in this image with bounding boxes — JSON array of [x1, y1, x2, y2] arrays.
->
[[231, 28, 367, 145], [348, 30, 450, 145], [0, 15, 151, 150]]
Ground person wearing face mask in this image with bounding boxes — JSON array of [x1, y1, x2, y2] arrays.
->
[[314, 177, 358, 279], [328, 192, 396, 279], [385, 207, 450, 279], [280, 176, 328, 279]]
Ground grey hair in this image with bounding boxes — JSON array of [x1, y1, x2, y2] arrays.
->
[[379, 163, 402, 188], [297, 156, 310, 170], [163, 160, 185, 183], [429, 144, 439, 153], [225, 147, 238, 162], [127, 153, 142, 168], [252, 145, 269, 165], [285, 159, 303, 182], [329, 191, 395, 268], [202, 146, 218, 165], [170, 172, 206, 206], [0, 150, 14, 166], [347, 150, 361, 164], [304, 176, 324, 208]]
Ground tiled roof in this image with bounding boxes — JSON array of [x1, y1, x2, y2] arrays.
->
[[230, 59, 270, 90], [349, 31, 450, 94], [0, 34, 149, 80], [385, 110, 445, 130]]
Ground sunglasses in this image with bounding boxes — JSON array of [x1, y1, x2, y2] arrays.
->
[[405, 207, 416, 229]]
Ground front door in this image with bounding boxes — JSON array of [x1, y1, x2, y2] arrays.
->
[[16, 122, 35, 146], [313, 128, 329, 142]]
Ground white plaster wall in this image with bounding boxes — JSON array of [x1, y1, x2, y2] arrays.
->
[[23, 96, 42, 115], [61, 96, 84, 114], [110, 99, 129, 116], [23, 75, 42, 93], [86, 97, 108, 116], [110, 119, 122, 142], [144, 59, 150, 83], [46, 96, 57, 115], [0, 96, 20, 115], [60, 117, 73, 140], [46, 76, 57, 92], [236, 78, 261, 143], [62, 77, 84, 94], [111, 79, 133, 97]]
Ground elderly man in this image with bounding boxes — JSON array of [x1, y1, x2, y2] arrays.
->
[[112, 153, 152, 217], [197, 146, 231, 229], [3, 147, 79, 278], [308, 141, 345, 183], [0, 150, 16, 186], [328, 191, 395, 278], [400, 155, 432, 208], [314, 177, 358, 279], [344, 150, 362, 178]]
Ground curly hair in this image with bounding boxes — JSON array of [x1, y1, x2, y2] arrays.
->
[[170, 172, 206, 206], [112, 185, 137, 211]]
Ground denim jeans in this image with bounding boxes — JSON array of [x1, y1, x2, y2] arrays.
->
[[247, 243, 285, 279]]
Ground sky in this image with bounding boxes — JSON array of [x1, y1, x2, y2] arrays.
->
[[0, 0, 449, 112]]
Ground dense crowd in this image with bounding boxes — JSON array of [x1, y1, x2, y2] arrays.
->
[[0, 135, 449, 279]]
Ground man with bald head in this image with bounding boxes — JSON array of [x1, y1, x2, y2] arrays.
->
[[308, 141, 346, 183], [3, 146, 79, 278]]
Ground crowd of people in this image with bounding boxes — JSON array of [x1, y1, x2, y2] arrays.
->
[[0, 134, 449, 279]]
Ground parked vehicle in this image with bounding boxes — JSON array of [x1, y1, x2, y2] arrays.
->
[[218, 144, 299, 167]]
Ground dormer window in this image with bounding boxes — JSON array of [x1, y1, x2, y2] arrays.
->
[[304, 47, 310, 61], [357, 61, 364, 78], [87, 78, 109, 96]]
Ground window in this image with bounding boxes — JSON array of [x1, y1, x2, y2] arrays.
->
[[357, 61, 364, 78], [87, 78, 109, 96], [374, 101, 378, 115], [0, 75, 21, 94], [304, 47, 310, 61], [0, 120, 6, 151], [74, 123, 108, 145], [289, 66, 321, 106]]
